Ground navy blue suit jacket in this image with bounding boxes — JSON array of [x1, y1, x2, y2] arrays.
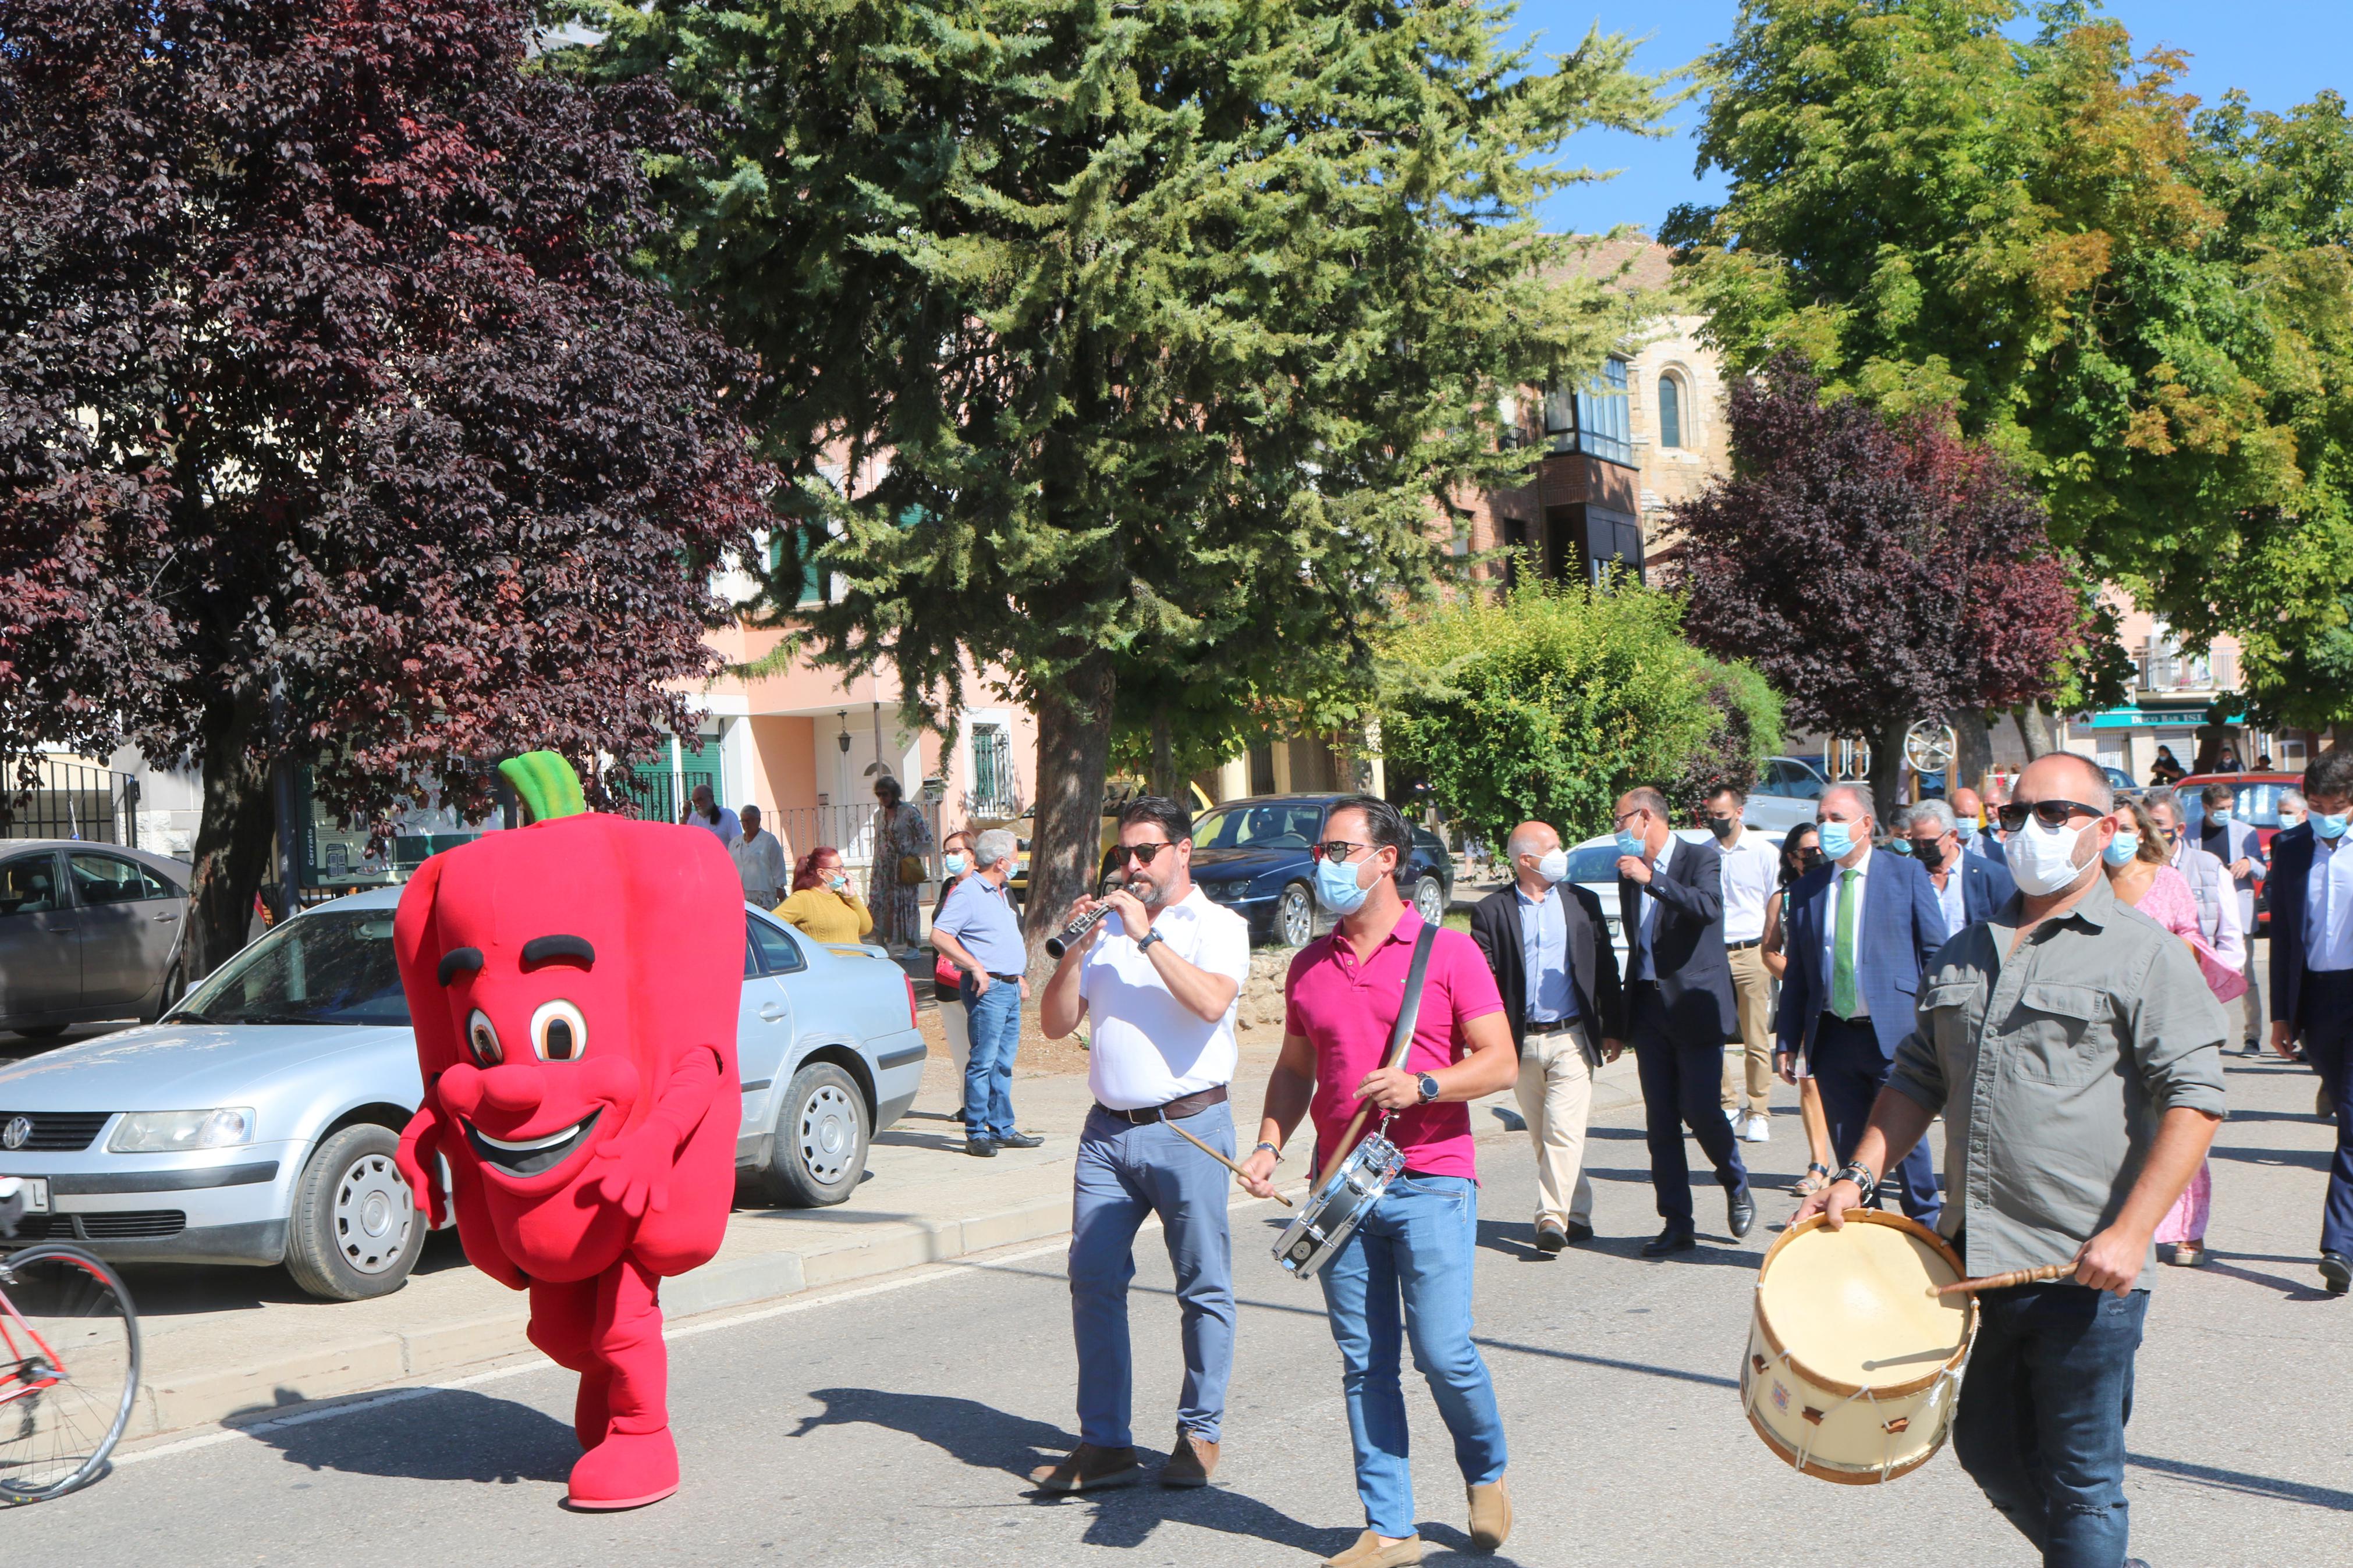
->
[[2270, 822, 2322, 1027], [1972, 831, 2007, 869], [1774, 848, 1950, 1061], [1955, 851, 2017, 926], [1619, 834, 1740, 1044]]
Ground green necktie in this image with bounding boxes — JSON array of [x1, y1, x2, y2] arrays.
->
[[1831, 869, 1861, 1019]]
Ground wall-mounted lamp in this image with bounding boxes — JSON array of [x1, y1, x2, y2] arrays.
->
[[836, 710, 851, 755]]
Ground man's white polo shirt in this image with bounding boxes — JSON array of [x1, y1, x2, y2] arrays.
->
[[1078, 884, 1252, 1110]]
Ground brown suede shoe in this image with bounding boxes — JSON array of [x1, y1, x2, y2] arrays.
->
[[1321, 1530, 1425, 1567], [1159, 1427, 1219, 1488], [1467, 1473, 1512, 1551], [1027, 1442, 1143, 1493]]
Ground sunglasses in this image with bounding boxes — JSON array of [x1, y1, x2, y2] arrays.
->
[[1996, 799, 2104, 832], [1111, 841, 1176, 866], [1310, 840, 1377, 863]]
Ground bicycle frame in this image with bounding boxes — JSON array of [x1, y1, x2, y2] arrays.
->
[[0, 1282, 67, 1407]]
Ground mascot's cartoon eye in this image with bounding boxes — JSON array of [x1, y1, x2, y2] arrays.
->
[[466, 1009, 503, 1066], [531, 999, 588, 1062]]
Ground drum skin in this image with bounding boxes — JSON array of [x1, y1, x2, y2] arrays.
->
[[1742, 1210, 1977, 1484]]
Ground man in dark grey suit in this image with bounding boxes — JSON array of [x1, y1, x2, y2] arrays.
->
[[1614, 787, 1754, 1256]]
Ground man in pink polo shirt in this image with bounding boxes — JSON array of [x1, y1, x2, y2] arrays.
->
[[1237, 797, 1520, 1568]]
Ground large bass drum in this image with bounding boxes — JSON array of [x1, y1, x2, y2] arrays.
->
[[1272, 1134, 1405, 1282], [1742, 1209, 1976, 1484]]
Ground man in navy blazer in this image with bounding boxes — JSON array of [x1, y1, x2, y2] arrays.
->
[[1775, 784, 1950, 1224], [1614, 786, 1755, 1256], [1949, 785, 2003, 870], [2266, 748, 2353, 1294], [1900, 798, 2017, 936]]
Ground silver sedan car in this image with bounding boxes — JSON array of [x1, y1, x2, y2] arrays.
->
[[0, 840, 191, 1037], [0, 886, 925, 1300]]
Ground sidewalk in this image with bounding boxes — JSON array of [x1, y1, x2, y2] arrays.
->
[[116, 1032, 1642, 1449]]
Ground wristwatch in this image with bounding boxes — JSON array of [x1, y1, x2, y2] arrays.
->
[[1134, 928, 1165, 954], [1252, 1140, 1282, 1163], [1415, 1072, 1441, 1105], [1832, 1161, 1879, 1204]]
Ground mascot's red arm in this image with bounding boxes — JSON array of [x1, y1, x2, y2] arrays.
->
[[590, 1044, 725, 1219], [395, 1100, 447, 1229]]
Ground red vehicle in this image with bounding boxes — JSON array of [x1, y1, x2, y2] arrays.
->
[[2174, 772, 2301, 933]]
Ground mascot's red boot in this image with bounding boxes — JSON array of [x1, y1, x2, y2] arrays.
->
[[392, 753, 742, 1510]]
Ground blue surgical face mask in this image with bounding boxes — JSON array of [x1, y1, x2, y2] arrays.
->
[[942, 853, 967, 876], [2317, 812, 2350, 841], [1888, 837, 1914, 856], [2209, 809, 2231, 825], [1955, 820, 1979, 846], [1816, 821, 1855, 860], [1613, 827, 1644, 858], [1314, 854, 1371, 915], [2102, 831, 2140, 867]]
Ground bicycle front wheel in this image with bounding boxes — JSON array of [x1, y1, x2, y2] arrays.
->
[[0, 1244, 141, 1503]]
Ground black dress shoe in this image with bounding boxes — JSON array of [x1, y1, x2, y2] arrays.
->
[[965, 1136, 998, 1158], [1562, 1220, 1595, 1243], [1534, 1222, 1567, 1254], [995, 1131, 1044, 1150], [2321, 1251, 2352, 1296], [1729, 1186, 1758, 1239], [1641, 1226, 1697, 1258]]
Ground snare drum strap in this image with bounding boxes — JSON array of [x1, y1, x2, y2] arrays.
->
[[1382, 922, 1443, 1077]]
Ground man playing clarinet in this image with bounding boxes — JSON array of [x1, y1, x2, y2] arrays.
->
[[1034, 796, 1254, 1492], [1238, 797, 1520, 1567]]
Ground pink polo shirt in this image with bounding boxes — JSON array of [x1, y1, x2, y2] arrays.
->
[[1283, 908, 1505, 1181]]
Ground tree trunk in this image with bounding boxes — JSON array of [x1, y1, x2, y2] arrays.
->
[[1868, 715, 1909, 829], [2013, 700, 2059, 761], [1149, 711, 1180, 801], [1949, 705, 1993, 797], [184, 692, 279, 982], [1023, 649, 1116, 973]]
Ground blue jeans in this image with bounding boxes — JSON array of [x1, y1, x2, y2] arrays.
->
[[959, 976, 1019, 1140], [1069, 1104, 1237, 1446], [1316, 1174, 1506, 1538], [1953, 1282, 2149, 1567]]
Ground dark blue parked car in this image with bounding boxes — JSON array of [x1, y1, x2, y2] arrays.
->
[[1183, 794, 1453, 948]]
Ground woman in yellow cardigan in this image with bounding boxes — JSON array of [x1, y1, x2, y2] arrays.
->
[[772, 846, 874, 944]]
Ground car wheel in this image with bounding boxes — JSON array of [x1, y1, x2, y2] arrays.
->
[[762, 1061, 869, 1208], [1411, 876, 1446, 926], [140, 960, 184, 1025], [10, 1023, 68, 1041], [285, 1124, 424, 1302], [1277, 882, 1315, 948]]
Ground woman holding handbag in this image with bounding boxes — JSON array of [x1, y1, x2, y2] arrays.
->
[[867, 774, 935, 952]]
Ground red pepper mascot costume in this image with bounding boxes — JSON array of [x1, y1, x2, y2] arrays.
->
[[393, 752, 742, 1510]]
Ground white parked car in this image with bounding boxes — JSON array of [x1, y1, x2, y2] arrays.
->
[[1568, 827, 1788, 965]]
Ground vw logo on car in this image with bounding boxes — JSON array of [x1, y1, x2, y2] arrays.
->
[[1, 1117, 29, 1151]]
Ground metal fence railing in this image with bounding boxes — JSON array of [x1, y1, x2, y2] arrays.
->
[[1, 759, 139, 847]]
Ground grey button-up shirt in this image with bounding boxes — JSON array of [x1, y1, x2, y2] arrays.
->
[[1888, 873, 2228, 1290]]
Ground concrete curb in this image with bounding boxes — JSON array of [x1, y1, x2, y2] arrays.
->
[[123, 1063, 1647, 1448]]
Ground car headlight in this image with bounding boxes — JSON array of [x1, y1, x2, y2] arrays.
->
[[109, 1108, 256, 1153]]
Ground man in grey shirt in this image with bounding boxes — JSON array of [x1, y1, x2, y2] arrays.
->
[[1799, 753, 2225, 1568]]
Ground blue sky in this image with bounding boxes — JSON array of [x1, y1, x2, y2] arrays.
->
[[1512, 0, 2353, 237]]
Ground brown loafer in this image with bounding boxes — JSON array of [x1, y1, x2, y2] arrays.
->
[[1027, 1442, 1142, 1493], [1159, 1427, 1218, 1488], [1321, 1530, 1424, 1567], [1467, 1473, 1512, 1551]]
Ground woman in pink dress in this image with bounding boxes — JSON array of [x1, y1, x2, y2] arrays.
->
[[2104, 800, 2245, 1267]]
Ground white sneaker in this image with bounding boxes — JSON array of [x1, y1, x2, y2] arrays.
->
[[1742, 1114, 1772, 1143]]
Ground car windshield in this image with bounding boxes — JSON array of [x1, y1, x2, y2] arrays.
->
[[1565, 845, 1623, 884], [2182, 783, 2291, 832], [1192, 803, 1325, 852], [171, 909, 411, 1026]]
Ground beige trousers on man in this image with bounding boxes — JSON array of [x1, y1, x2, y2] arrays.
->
[[1721, 943, 1776, 1117], [1514, 1027, 1597, 1229]]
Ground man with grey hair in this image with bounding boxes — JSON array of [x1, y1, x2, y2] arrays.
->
[[932, 826, 1038, 1157], [1776, 781, 1949, 1224], [1900, 796, 2015, 939]]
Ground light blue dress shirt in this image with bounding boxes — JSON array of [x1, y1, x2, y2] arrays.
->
[[2308, 836, 2353, 973], [1516, 884, 1579, 1022], [934, 873, 1027, 975]]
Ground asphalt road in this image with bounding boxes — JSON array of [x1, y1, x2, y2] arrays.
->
[[15, 1038, 2351, 1566]]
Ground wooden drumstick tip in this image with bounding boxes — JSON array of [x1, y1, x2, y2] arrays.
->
[[1932, 1260, 2077, 1297]]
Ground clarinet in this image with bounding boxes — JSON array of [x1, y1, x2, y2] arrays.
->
[[1044, 872, 1128, 959]]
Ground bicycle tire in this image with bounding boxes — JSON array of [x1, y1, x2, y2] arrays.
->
[[0, 1243, 141, 1503]]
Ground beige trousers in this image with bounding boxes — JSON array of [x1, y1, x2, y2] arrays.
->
[[1721, 943, 1776, 1116], [1514, 1027, 1597, 1229]]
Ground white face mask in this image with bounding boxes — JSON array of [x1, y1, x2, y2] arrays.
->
[[2010, 814, 2094, 897], [1535, 848, 1570, 884]]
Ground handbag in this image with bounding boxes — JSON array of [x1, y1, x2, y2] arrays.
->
[[933, 951, 963, 1002], [898, 855, 925, 886]]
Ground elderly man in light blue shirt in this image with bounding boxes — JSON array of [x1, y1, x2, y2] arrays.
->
[[932, 827, 1039, 1157]]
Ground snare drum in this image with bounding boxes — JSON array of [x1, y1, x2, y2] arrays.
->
[[1272, 1134, 1405, 1281], [1742, 1209, 1975, 1484]]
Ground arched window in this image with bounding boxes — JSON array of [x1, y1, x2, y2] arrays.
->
[[1658, 374, 1684, 449]]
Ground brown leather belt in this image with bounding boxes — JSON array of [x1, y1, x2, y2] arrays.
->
[[1095, 1084, 1230, 1124], [1524, 1018, 1582, 1036]]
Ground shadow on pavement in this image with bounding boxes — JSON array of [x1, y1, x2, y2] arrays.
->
[[235, 1386, 577, 1485], [2206, 1143, 2331, 1171], [788, 1387, 1348, 1555], [2127, 1451, 2353, 1512], [119, 1229, 474, 1317]]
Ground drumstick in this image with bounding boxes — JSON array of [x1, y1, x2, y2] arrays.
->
[[1933, 1261, 2077, 1297], [1316, 1103, 1378, 1193], [1167, 1119, 1294, 1207]]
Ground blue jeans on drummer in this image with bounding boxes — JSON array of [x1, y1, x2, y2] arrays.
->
[[1070, 1104, 1237, 1446], [1317, 1174, 1506, 1538], [960, 975, 1019, 1140], [1952, 1281, 2148, 1568]]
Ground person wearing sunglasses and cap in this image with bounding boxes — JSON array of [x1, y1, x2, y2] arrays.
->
[[1798, 752, 2227, 1568], [2265, 745, 2353, 1296], [1034, 796, 1254, 1495]]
